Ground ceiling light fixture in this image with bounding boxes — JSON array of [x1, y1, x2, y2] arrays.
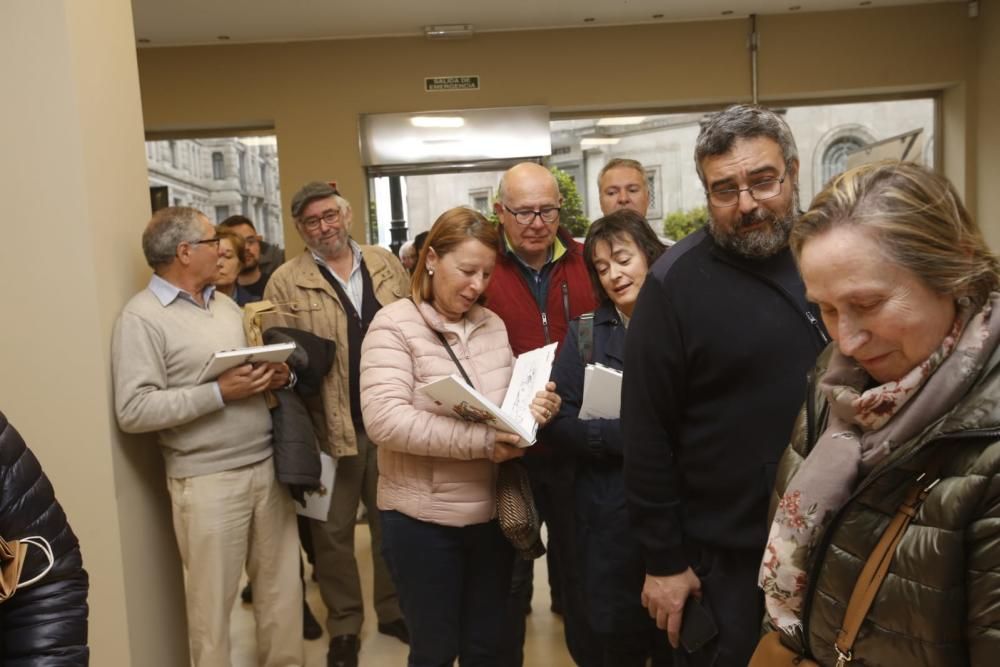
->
[[652, 14, 664, 19], [721, 10, 734, 15], [410, 116, 466, 128], [583, 17, 596, 23], [423, 24, 474, 40], [596, 116, 646, 126], [217, 35, 231, 41], [581, 137, 621, 147], [137, 38, 151, 44]]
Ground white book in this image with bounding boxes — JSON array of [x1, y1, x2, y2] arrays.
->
[[294, 452, 337, 521], [418, 342, 557, 447], [194, 341, 296, 384], [578, 363, 623, 420]]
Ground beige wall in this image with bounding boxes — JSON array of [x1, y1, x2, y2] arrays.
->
[[136, 3, 991, 247], [0, 1, 187, 665], [979, 1, 1000, 247]]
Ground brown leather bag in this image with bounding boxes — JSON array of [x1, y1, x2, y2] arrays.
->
[[0, 536, 28, 603], [749, 457, 944, 667]]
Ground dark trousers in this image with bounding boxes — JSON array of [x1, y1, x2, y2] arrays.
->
[[674, 545, 764, 667], [602, 628, 672, 667], [381, 510, 514, 667], [501, 454, 602, 667]]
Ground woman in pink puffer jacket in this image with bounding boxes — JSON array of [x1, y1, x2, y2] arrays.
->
[[360, 207, 560, 666]]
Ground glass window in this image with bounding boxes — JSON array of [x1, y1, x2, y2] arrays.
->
[[146, 135, 284, 250], [365, 97, 935, 244], [469, 188, 492, 215]]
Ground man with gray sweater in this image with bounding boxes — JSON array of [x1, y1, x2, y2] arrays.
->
[[112, 207, 302, 667]]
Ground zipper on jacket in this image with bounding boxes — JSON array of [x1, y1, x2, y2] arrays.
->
[[797, 424, 1000, 657], [541, 311, 551, 344], [805, 311, 831, 345], [713, 252, 829, 348], [561, 282, 570, 327]]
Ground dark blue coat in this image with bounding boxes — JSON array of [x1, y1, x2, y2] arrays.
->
[[543, 301, 650, 634]]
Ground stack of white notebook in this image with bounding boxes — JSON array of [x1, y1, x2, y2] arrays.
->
[[578, 363, 623, 420]]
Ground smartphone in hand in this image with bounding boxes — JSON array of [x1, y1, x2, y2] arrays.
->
[[680, 596, 719, 654]]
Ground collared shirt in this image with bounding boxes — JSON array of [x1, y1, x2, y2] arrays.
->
[[147, 274, 224, 403], [502, 232, 567, 310], [148, 273, 216, 309], [312, 241, 363, 313]]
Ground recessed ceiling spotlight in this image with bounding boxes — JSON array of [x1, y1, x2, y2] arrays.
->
[[583, 17, 596, 23], [652, 13, 664, 19], [137, 38, 151, 44], [721, 10, 734, 15], [789, 5, 801, 10], [217, 35, 231, 41]]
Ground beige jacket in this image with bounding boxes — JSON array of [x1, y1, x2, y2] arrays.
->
[[263, 245, 409, 458], [360, 299, 514, 527]]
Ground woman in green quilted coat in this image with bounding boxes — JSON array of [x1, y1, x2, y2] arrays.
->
[[760, 160, 1000, 666]]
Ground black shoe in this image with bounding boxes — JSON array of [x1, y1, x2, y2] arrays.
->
[[377, 618, 410, 645], [240, 583, 252, 604], [327, 634, 360, 667], [303, 601, 323, 641]]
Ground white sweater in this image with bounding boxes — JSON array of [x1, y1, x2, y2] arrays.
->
[[112, 286, 272, 478]]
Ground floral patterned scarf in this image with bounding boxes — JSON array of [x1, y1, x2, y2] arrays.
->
[[759, 294, 1000, 633]]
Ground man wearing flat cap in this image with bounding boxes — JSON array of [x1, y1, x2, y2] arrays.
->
[[263, 182, 410, 667]]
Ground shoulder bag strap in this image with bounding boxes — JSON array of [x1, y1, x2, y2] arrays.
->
[[576, 313, 595, 365], [435, 330, 474, 388], [832, 450, 948, 665]]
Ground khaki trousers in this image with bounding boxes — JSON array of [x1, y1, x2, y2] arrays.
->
[[311, 430, 401, 636], [168, 457, 303, 667]]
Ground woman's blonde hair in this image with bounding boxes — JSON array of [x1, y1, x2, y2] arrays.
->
[[410, 207, 500, 304], [791, 160, 999, 305]]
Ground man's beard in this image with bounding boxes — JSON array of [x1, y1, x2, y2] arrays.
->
[[239, 256, 259, 275], [708, 189, 798, 260]]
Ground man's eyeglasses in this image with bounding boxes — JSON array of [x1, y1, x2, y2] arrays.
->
[[300, 209, 342, 232], [502, 204, 561, 226], [190, 237, 222, 249], [707, 175, 786, 208]]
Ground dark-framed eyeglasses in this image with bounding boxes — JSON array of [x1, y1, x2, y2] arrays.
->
[[300, 209, 342, 232], [190, 237, 222, 249], [707, 175, 786, 208], [502, 204, 561, 225]]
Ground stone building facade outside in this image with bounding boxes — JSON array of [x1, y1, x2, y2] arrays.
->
[[145, 137, 284, 246]]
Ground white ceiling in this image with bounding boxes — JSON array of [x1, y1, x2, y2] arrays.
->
[[131, 0, 959, 47]]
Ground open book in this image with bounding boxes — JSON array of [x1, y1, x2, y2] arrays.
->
[[418, 342, 557, 447], [195, 341, 296, 384]]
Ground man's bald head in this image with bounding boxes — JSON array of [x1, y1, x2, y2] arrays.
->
[[494, 162, 563, 270]]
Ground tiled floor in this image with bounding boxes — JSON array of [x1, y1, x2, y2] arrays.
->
[[230, 524, 577, 666]]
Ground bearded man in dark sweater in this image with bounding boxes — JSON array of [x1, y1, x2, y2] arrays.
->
[[622, 105, 828, 667]]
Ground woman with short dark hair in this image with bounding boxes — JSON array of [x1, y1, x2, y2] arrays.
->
[[544, 208, 670, 667]]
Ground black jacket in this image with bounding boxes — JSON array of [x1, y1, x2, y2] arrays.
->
[[0, 412, 89, 665], [622, 229, 828, 575]]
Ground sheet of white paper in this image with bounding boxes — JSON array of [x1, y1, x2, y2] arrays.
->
[[500, 342, 558, 440], [578, 363, 623, 420], [295, 452, 337, 521]]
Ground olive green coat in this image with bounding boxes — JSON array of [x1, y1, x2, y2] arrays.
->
[[770, 345, 1000, 666]]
